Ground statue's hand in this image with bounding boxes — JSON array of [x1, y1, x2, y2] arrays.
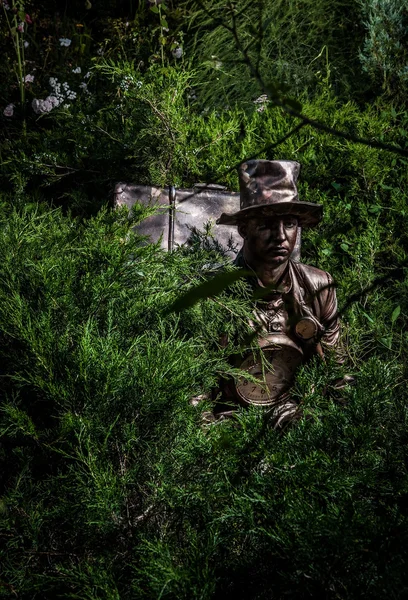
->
[[323, 374, 356, 404], [331, 374, 356, 390]]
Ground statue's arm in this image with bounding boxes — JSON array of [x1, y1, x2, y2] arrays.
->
[[318, 272, 355, 389], [318, 272, 341, 351]]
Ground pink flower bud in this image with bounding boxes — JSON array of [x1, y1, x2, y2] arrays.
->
[[25, 14, 32, 24]]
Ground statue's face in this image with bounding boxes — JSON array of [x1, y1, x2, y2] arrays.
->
[[238, 215, 298, 266]]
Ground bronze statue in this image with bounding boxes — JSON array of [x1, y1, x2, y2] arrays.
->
[[203, 159, 349, 428]]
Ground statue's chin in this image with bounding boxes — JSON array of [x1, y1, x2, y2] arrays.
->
[[264, 254, 289, 266]]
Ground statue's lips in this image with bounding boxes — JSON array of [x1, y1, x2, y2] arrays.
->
[[266, 247, 288, 255]]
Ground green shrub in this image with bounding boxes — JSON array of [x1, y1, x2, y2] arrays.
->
[[359, 0, 408, 98], [0, 182, 407, 598], [1, 3, 408, 598]]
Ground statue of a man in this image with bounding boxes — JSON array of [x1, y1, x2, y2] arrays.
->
[[208, 159, 347, 428]]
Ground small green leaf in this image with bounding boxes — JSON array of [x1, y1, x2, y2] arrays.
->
[[380, 337, 392, 350], [361, 310, 374, 324], [160, 18, 169, 29], [331, 182, 342, 191], [321, 248, 332, 256], [340, 243, 349, 252], [167, 269, 251, 314], [391, 305, 401, 324], [368, 204, 382, 214], [150, 4, 159, 13]]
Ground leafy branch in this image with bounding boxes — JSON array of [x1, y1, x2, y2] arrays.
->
[[196, 0, 408, 158]]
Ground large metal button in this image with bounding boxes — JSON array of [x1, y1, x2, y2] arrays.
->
[[270, 322, 283, 332]]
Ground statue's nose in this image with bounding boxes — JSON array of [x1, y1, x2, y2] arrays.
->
[[269, 221, 285, 242]]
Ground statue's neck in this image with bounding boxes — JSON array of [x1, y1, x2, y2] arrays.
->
[[243, 248, 289, 288]]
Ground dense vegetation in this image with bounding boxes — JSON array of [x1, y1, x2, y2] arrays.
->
[[1, 1, 408, 598]]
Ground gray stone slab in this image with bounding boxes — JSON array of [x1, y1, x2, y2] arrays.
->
[[114, 182, 301, 260]]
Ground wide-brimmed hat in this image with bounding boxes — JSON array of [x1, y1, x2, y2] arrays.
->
[[216, 160, 322, 228]]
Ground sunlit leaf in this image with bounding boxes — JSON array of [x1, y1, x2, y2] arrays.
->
[[361, 310, 374, 324], [391, 305, 401, 324]]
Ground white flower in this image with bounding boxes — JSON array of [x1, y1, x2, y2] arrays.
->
[[253, 94, 269, 112], [3, 103, 14, 117], [84, 71, 91, 79], [172, 46, 183, 59], [24, 41, 29, 48], [72, 67, 81, 74], [96, 47, 104, 56], [3, 1, 10, 9], [253, 94, 268, 104], [46, 95, 60, 107], [32, 98, 55, 114], [24, 74, 34, 83], [59, 38, 71, 47], [42, 98, 54, 112], [62, 82, 69, 90], [67, 91, 77, 100], [32, 99, 46, 114], [79, 82, 88, 90]]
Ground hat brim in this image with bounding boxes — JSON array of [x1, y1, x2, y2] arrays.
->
[[216, 201, 323, 228]]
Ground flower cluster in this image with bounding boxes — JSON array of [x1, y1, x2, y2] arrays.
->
[[3, 103, 15, 117], [253, 94, 270, 112], [59, 38, 71, 47], [32, 96, 59, 115], [51, 77, 77, 101], [31, 77, 80, 115], [119, 75, 143, 92]]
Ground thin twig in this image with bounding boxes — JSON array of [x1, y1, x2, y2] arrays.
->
[[196, 0, 408, 158]]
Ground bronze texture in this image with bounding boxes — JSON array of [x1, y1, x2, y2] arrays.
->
[[212, 159, 344, 429]]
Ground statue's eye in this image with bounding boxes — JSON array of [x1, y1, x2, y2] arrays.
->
[[284, 220, 297, 228]]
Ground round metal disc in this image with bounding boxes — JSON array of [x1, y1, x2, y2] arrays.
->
[[295, 317, 318, 340], [235, 344, 303, 407]]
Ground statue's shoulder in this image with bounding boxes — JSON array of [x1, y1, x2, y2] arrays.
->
[[291, 261, 333, 292]]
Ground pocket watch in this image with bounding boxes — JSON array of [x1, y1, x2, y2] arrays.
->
[[294, 316, 319, 341], [235, 335, 303, 407]]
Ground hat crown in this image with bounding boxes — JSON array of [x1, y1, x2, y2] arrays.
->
[[215, 158, 322, 228], [239, 160, 300, 210]]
